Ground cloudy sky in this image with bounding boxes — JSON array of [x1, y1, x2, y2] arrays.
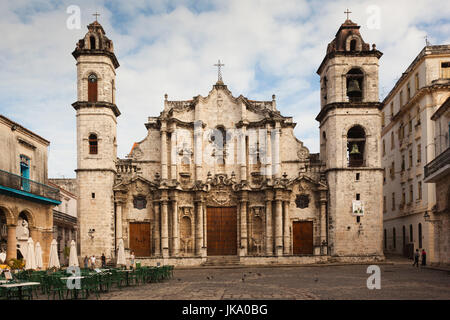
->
[[1, 0, 449, 178]]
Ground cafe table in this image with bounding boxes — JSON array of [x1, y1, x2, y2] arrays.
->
[[0, 282, 40, 300], [117, 269, 134, 286], [60, 276, 85, 299]]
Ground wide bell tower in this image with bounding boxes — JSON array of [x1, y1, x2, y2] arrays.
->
[[316, 17, 384, 261], [72, 19, 120, 259]]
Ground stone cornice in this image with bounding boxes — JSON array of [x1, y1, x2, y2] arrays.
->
[[72, 101, 121, 117], [75, 168, 117, 174], [315, 101, 382, 123], [0, 115, 50, 146], [317, 50, 383, 75], [72, 49, 120, 69]]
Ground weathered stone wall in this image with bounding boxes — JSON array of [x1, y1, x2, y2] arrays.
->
[[77, 170, 115, 258]]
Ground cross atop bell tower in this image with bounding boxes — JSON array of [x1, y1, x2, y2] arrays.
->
[[92, 12, 100, 22], [344, 8, 352, 20]]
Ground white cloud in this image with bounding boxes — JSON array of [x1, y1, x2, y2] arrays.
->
[[0, 0, 449, 178]]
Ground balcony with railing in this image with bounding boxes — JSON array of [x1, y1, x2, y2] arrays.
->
[[0, 169, 61, 205], [424, 147, 450, 183]]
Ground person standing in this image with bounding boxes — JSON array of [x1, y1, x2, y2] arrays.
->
[[83, 256, 89, 269], [130, 252, 135, 270], [421, 249, 427, 266], [90, 255, 96, 269], [101, 253, 106, 268], [413, 249, 420, 268]]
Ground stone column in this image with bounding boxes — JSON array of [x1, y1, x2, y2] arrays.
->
[[6, 224, 17, 261], [161, 122, 168, 180], [195, 195, 204, 256], [274, 192, 283, 256], [239, 126, 247, 182], [320, 198, 327, 255], [265, 192, 273, 255], [61, 227, 66, 262], [30, 227, 40, 244], [265, 124, 272, 178], [153, 201, 161, 256], [240, 192, 248, 256], [273, 122, 281, 178], [171, 196, 179, 256], [170, 124, 177, 181], [194, 120, 203, 181], [283, 200, 290, 255], [115, 201, 123, 241], [161, 193, 169, 258]]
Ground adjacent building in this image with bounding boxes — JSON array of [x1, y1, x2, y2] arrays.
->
[[49, 179, 78, 265], [424, 97, 450, 265], [0, 115, 60, 266], [381, 45, 450, 263]]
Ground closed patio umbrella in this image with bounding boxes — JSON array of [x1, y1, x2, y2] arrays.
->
[[69, 240, 79, 267], [117, 239, 126, 266], [48, 239, 60, 269], [25, 237, 36, 270], [35, 242, 43, 269]]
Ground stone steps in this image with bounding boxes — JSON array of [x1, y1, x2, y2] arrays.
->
[[202, 256, 240, 266]]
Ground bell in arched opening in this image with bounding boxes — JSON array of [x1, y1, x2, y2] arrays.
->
[[350, 143, 360, 155], [347, 79, 361, 98]]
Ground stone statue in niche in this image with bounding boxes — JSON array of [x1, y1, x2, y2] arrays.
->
[[295, 194, 310, 209], [133, 196, 147, 210], [16, 218, 29, 240]]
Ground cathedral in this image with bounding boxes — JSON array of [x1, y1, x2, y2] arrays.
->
[[72, 18, 384, 266]]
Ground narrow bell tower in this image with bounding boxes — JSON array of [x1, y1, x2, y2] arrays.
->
[[72, 19, 120, 259], [316, 17, 384, 260]]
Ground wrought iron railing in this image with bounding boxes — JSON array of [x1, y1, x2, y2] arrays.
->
[[0, 169, 60, 201], [424, 147, 450, 178]]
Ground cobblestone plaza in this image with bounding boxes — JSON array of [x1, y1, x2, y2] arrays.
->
[[92, 261, 450, 300]]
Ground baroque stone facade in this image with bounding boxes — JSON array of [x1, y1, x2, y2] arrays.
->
[[73, 19, 385, 265]]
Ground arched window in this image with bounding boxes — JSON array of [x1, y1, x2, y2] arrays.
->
[[88, 74, 98, 102], [89, 134, 98, 154], [346, 68, 363, 102], [90, 36, 96, 50], [347, 125, 365, 167], [409, 224, 413, 243], [350, 39, 357, 51], [418, 223, 422, 248]]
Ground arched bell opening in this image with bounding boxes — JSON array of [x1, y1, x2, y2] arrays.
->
[[346, 68, 364, 102], [347, 125, 366, 167]]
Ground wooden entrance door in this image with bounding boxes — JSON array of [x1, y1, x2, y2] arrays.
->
[[292, 221, 313, 255], [129, 222, 151, 257], [207, 207, 237, 256]]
